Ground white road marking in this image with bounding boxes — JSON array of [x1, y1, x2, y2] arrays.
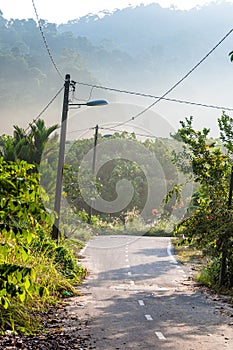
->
[[145, 314, 153, 321], [115, 286, 125, 290], [138, 300, 145, 306], [127, 271, 132, 276], [126, 265, 130, 268], [155, 332, 166, 340], [125, 254, 129, 258], [130, 280, 135, 285], [126, 258, 129, 263], [156, 288, 169, 292], [167, 241, 179, 264], [80, 243, 89, 255]]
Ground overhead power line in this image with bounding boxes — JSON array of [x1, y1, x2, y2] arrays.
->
[[76, 81, 233, 112], [66, 125, 170, 140], [30, 1, 233, 131], [73, 85, 95, 102], [99, 126, 158, 139], [25, 86, 64, 132], [66, 127, 92, 135], [31, 0, 64, 81], [107, 27, 233, 128]]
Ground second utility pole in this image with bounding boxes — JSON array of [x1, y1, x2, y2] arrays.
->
[[88, 124, 99, 224]]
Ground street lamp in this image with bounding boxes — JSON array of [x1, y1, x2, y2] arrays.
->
[[51, 74, 108, 241], [69, 100, 108, 107]]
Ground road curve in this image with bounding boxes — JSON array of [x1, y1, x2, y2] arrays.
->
[[78, 235, 233, 350]]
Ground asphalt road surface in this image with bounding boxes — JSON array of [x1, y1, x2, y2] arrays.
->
[[79, 236, 233, 349]]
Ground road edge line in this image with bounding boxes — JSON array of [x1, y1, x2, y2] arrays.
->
[[167, 240, 179, 264]]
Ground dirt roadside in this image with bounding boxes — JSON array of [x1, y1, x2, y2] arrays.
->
[[0, 291, 94, 350]]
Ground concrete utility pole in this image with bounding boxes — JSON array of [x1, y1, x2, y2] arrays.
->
[[88, 124, 99, 224], [51, 74, 70, 241], [51, 73, 108, 241], [92, 124, 99, 174]]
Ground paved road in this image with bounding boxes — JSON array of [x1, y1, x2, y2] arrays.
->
[[79, 235, 233, 349]]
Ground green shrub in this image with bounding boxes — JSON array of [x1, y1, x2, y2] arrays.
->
[[0, 158, 87, 334], [196, 258, 221, 288]]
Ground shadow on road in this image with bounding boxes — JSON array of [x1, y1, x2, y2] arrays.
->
[[84, 286, 232, 349]]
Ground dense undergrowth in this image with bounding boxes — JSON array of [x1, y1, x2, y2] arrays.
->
[[0, 158, 87, 334]]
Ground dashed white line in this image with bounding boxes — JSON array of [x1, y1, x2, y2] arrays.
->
[[145, 314, 153, 321], [127, 271, 132, 276], [138, 300, 145, 306], [129, 280, 135, 285], [155, 288, 169, 292], [155, 332, 166, 340]]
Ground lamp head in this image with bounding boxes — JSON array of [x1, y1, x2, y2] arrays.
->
[[86, 99, 108, 106]]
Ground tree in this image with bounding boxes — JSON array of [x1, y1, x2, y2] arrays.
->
[[63, 131, 180, 222], [173, 115, 233, 288], [229, 50, 233, 62], [0, 119, 58, 167]]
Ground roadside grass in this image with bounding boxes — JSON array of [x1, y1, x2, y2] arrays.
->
[[172, 238, 204, 265], [83, 216, 175, 237], [146, 218, 177, 237], [0, 233, 87, 335], [145, 228, 174, 237], [172, 238, 233, 300]]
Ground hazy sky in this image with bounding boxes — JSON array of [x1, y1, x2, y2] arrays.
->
[[0, 0, 232, 23]]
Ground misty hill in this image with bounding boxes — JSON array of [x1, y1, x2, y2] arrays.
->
[[59, 3, 233, 55], [0, 2, 233, 136], [58, 2, 233, 91]]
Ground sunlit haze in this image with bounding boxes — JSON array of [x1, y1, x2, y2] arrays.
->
[[0, 0, 232, 23], [0, 0, 233, 136]]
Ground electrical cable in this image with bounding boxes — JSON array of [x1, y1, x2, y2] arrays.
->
[[79, 27, 232, 129], [77, 28, 233, 126], [25, 86, 64, 132], [76, 81, 233, 112], [73, 86, 95, 102], [31, 0, 64, 81], [99, 126, 157, 139], [66, 127, 92, 134], [30, 2, 233, 131], [31, 0, 233, 118], [67, 125, 168, 140]]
